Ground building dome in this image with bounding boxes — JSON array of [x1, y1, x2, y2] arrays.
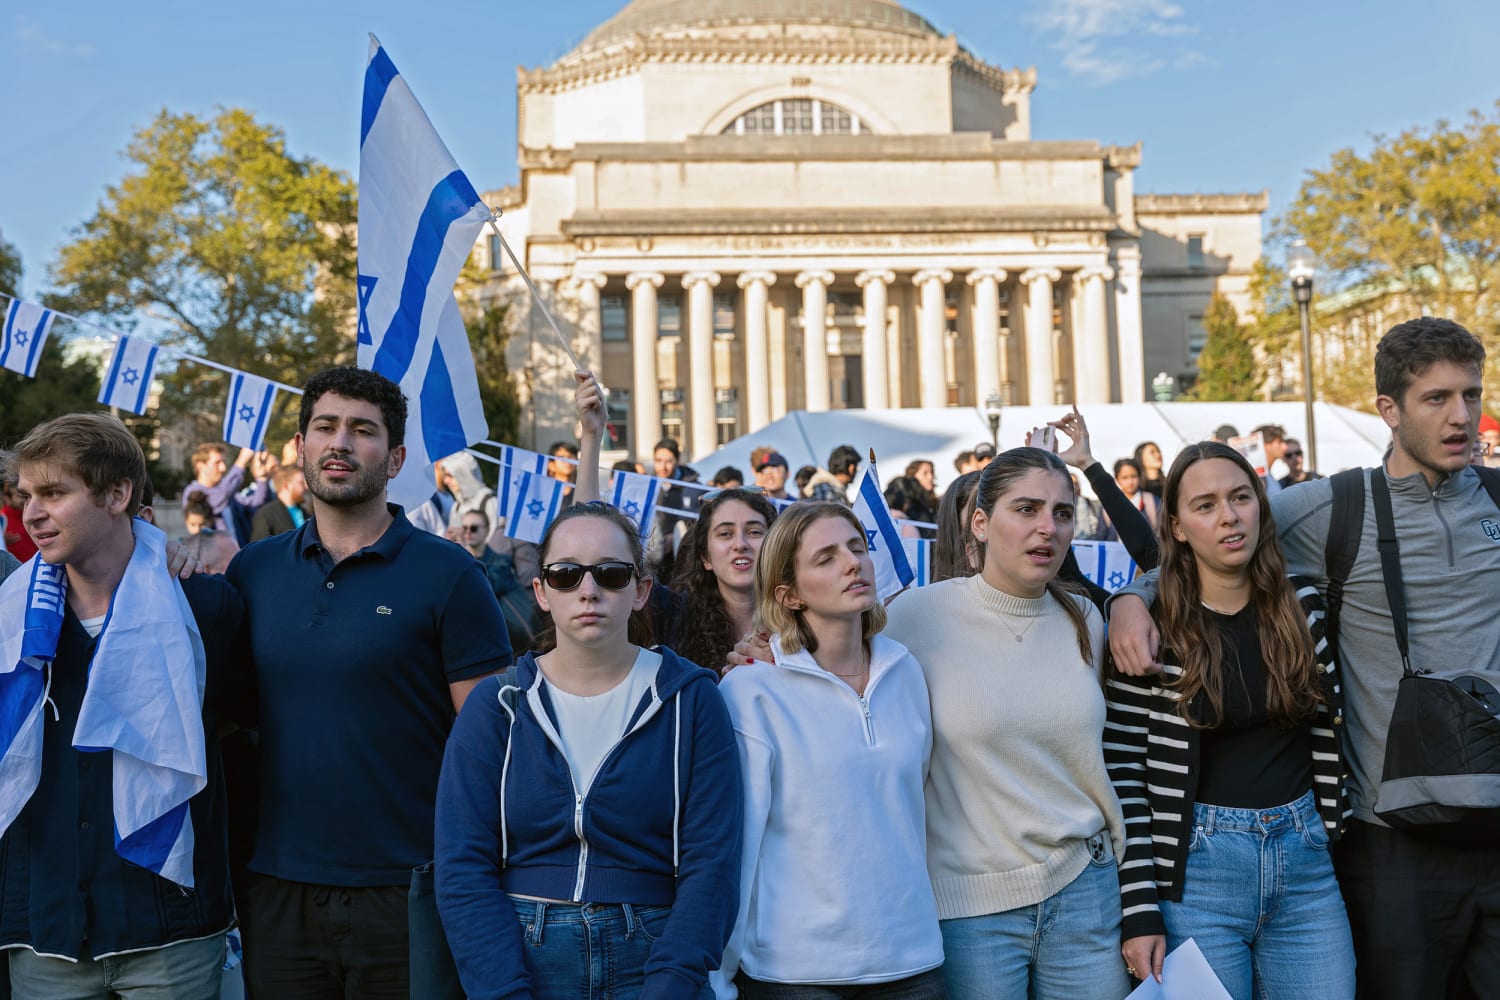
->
[[576, 0, 942, 53]]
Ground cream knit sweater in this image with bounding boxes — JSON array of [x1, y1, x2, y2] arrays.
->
[[885, 573, 1126, 920]]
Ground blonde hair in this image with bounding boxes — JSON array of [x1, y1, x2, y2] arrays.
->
[[753, 502, 887, 655]]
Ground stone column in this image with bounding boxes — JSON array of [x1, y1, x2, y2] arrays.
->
[[856, 270, 894, 409], [572, 273, 608, 371], [625, 271, 664, 452], [682, 271, 720, 459], [795, 270, 835, 411], [913, 269, 953, 408], [1019, 267, 1061, 405], [1113, 245, 1145, 403], [1073, 265, 1115, 405], [737, 271, 776, 432], [965, 268, 1008, 408]]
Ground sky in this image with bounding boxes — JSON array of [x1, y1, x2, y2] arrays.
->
[[2, 0, 1497, 298]]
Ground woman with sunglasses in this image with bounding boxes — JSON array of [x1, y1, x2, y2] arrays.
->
[[713, 502, 945, 999], [1105, 443, 1352, 998], [435, 501, 743, 1000], [572, 372, 779, 671]]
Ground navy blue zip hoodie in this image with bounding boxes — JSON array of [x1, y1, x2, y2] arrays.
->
[[435, 647, 742, 1000]]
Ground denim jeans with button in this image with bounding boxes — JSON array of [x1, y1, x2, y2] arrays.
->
[[938, 832, 1129, 1000], [1159, 790, 1356, 1000], [510, 896, 713, 1000]]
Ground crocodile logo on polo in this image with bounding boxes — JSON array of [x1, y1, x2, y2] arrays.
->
[[376, 605, 393, 615]]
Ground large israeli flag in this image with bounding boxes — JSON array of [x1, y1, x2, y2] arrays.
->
[[359, 36, 491, 512], [223, 371, 277, 451], [0, 299, 55, 378], [852, 463, 916, 601], [98, 334, 160, 414]]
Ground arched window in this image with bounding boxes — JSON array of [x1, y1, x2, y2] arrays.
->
[[721, 98, 866, 136]]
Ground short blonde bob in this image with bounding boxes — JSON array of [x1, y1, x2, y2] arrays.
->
[[753, 501, 887, 655]]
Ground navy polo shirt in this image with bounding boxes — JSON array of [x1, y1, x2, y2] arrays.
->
[[226, 505, 511, 887]]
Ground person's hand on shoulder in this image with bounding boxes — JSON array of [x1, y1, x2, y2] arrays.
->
[[722, 629, 773, 678]]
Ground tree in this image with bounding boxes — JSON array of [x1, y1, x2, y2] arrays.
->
[[1188, 295, 1259, 401], [456, 258, 521, 449], [47, 108, 358, 450], [1280, 102, 1500, 403]]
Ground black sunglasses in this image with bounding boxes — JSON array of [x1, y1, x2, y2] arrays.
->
[[540, 561, 637, 591]]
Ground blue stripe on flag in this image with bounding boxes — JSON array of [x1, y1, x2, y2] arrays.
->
[[102, 335, 127, 398], [1096, 544, 1107, 590], [0, 668, 44, 761], [115, 799, 190, 875], [0, 300, 17, 368], [859, 473, 914, 584], [250, 384, 274, 450], [420, 339, 467, 461], [360, 46, 400, 147], [226, 376, 245, 432], [136, 345, 158, 413], [369, 170, 484, 384], [23, 310, 49, 376]]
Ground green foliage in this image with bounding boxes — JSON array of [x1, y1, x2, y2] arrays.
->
[[47, 108, 357, 449], [0, 234, 20, 294], [1188, 295, 1259, 401], [1279, 102, 1500, 405], [0, 341, 104, 451]]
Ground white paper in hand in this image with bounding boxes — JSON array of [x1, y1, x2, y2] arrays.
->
[[1123, 938, 1233, 1000]]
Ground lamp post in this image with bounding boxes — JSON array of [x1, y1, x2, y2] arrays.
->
[[984, 391, 1003, 450], [1151, 371, 1176, 402], [1288, 240, 1319, 471]]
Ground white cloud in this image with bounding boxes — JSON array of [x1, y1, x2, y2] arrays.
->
[[1028, 0, 1200, 85], [13, 15, 95, 58]]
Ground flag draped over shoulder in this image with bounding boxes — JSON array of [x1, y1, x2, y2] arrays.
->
[[358, 36, 490, 511]]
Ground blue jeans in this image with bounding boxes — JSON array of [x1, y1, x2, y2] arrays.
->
[[9, 934, 225, 999], [1160, 790, 1356, 1000], [510, 896, 713, 1000], [938, 832, 1128, 1000]]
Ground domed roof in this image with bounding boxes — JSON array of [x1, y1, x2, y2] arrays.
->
[[577, 0, 942, 52]]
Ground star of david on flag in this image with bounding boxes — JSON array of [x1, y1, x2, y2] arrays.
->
[[223, 371, 277, 451], [359, 36, 491, 512], [98, 334, 161, 414], [498, 446, 549, 527], [0, 299, 56, 378], [1069, 540, 1137, 593], [505, 471, 566, 544], [851, 461, 915, 601], [609, 470, 661, 539]]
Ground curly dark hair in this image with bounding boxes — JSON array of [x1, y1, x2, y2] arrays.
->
[[298, 366, 408, 448], [668, 488, 779, 670]]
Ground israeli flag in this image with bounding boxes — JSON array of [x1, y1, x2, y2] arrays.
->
[[505, 472, 565, 544], [98, 334, 160, 414], [0, 299, 55, 378], [610, 471, 661, 538], [223, 371, 277, 451], [901, 536, 933, 588], [1070, 539, 1138, 592], [359, 36, 491, 512], [498, 446, 548, 526], [852, 464, 915, 601]]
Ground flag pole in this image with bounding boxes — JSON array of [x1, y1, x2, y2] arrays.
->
[[485, 214, 581, 372]]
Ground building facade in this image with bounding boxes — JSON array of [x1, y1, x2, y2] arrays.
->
[[480, 0, 1265, 458]]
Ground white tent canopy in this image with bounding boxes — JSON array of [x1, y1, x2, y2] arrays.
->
[[690, 402, 1392, 491]]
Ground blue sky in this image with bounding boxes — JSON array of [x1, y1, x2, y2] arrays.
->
[[3, 0, 1496, 297]]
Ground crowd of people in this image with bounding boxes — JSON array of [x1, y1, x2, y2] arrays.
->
[[0, 315, 1496, 1000]]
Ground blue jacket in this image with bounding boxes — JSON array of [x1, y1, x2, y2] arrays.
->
[[436, 647, 742, 1000]]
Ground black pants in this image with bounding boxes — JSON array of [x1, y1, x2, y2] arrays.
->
[[240, 873, 409, 1000], [740, 968, 947, 1000], [1334, 820, 1500, 1000]]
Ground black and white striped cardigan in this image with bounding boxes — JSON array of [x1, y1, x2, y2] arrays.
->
[[1102, 577, 1351, 941]]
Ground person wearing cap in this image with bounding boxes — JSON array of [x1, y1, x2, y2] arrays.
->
[[754, 450, 792, 500], [972, 443, 997, 468]]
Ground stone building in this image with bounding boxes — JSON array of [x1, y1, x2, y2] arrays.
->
[[480, 0, 1265, 458]]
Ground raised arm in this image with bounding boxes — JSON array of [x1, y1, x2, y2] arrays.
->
[[574, 370, 605, 505], [1052, 407, 1159, 569]]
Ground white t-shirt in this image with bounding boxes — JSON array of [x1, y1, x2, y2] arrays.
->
[[80, 615, 107, 639], [548, 648, 660, 796]]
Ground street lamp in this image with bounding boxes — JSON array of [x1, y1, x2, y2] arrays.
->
[[1152, 371, 1176, 402], [983, 391, 1003, 450], [1288, 240, 1319, 470]]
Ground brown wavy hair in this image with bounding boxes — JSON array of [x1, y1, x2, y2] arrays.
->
[[753, 502, 887, 655], [932, 470, 982, 583], [972, 448, 1093, 664], [1156, 442, 1322, 727], [669, 488, 779, 669]]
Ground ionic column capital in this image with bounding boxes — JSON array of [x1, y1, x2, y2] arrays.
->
[[855, 269, 895, 288], [794, 269, 835, 289], [737, 270, 778, 289], [965, 267, 1009, 287], [1018, 267, 1062, 285], [682, 271, 721, 290], [1076, 265, 1116, 284], [572, 272, 608, 291], [912, 268, 953, 287], [625, 271, 664, 291]]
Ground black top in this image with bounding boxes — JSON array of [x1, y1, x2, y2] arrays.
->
[[1084, 462, 1159, 570], [1195, 604, 1314, 809]]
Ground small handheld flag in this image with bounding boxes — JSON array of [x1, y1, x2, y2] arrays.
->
[[224, 372, 277, 451], [851, 451, 916, 601], [98, 335, 161, 414], [505, 472, 566, 544], [0, 299, 55, 378], [609, 470, 661, 538]]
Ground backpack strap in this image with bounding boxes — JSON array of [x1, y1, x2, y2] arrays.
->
[[1476, 465, 1500, 512], [1369, 469, 1413, 674], [1323, 468, 1366, 663]]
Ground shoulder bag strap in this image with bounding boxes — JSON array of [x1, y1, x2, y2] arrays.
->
[[1324, 468, 1366, 662], [1369, 469, 1413, 675]]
